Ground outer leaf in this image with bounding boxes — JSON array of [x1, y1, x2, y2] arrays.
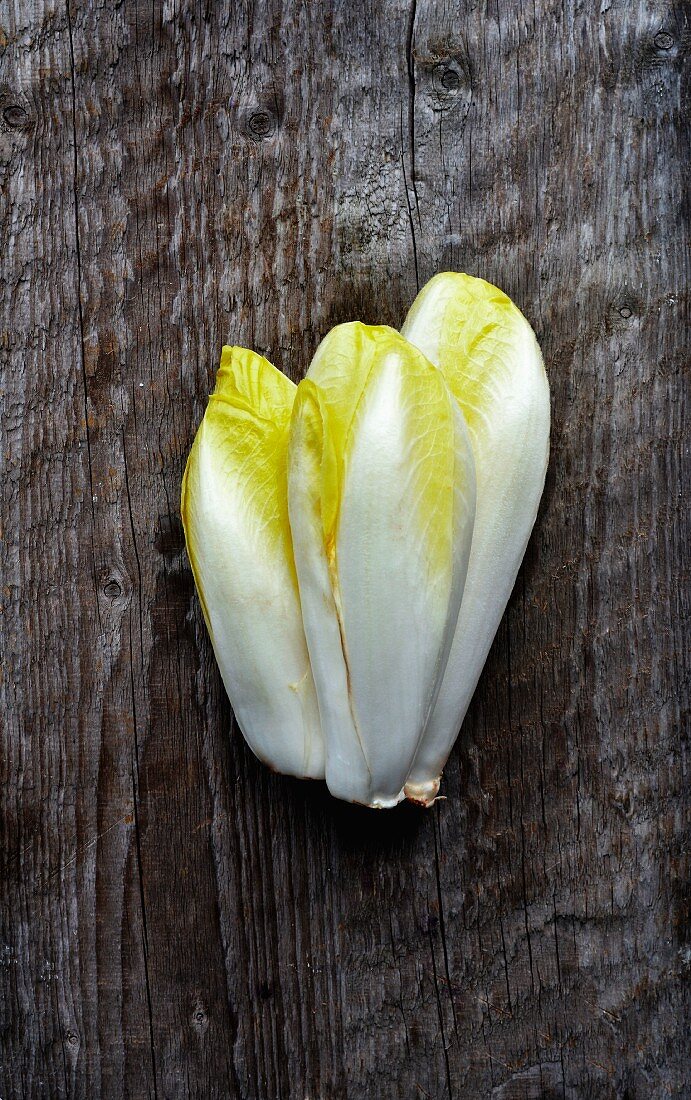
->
[[401, 273, 550, 802], [288, 324, 476, 807], [287, 380, 372, 802], [181, 346, 324, 779]]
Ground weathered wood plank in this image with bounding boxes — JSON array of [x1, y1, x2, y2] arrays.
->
[[1, 1, 688, 1098]]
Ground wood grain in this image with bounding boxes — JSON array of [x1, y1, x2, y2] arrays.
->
[[1, 1, 688, 1097]]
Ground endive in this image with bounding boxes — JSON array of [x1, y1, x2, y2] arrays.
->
[[288, 324, 476, 807], [181, 346, 324, 779], [401, 273, 550, 804]]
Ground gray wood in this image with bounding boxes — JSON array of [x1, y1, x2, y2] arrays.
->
[[1, 0, 688, 1097]]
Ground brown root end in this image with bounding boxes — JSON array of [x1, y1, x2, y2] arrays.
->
[[404, 777, 442, 807]]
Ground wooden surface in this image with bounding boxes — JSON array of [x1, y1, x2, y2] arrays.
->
[[1, 1, 688, 1097]]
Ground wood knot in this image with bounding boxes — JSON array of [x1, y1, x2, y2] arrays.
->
[[428, 57, 472, 114], [103, 579, 122, 599], [653, 30, 674, 51], [246, 110, 275, 140], [190, 997, 209, 1037], [607, 292, 642, 334], [99, 566, 130, 606], [2, 102, 31, 131], [440, 67, 461, 90]]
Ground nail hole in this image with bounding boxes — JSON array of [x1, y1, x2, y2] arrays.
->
[[654, 30, 674, 51]]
